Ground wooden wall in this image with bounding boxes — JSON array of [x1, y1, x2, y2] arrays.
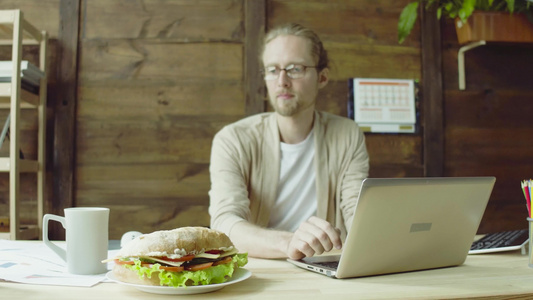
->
[[441, 19, 533, 232], [0, 0, 531, 239], [75, 0, 246, 237]]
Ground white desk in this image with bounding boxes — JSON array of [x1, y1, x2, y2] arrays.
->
[[2, 250, 533, 299]]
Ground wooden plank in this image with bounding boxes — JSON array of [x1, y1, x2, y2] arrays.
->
[[445, 128, 533, 164], [21, 19, 41, 42], [478, 203, 529, 233], [76, 41, 244, 120], [244, 0, 266, 115], [420, 5, 444, 177], [9, 8, 23, 240], [325, 42, 421, 80], [82, 0, 243, 41], [365, 134, 422, 165], [444, 90, 533, 128], [77, 82, 244, 120], [0, 158, 38, 173], [267, 0, 419, 45], [369, 164, 424, 178], [51, 0, 80, 239], [78, 40, 242, 81], [76, 164, 210, 201], [76, 119, 219, 165]]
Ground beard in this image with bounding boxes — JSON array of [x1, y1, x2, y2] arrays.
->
[[269, 93, 316, 117], [269, 96, 298, 116]]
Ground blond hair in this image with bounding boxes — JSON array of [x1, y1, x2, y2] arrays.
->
[[261, 23, 329, 71]]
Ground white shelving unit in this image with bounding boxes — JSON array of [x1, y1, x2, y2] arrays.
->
[[0, 10, 47, 240]]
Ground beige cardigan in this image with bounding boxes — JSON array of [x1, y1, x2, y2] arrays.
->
[[208, 111, 369, 238]]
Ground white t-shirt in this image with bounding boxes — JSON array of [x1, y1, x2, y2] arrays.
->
[[268, 132, 317, 232]]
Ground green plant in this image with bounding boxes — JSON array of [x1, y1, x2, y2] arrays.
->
[[398, 0, 533, 43]]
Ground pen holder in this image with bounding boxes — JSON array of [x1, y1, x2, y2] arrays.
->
[[527, 218, 533, 268]]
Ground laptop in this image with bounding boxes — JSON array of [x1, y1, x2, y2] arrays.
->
[[287, 177, 496, 279]]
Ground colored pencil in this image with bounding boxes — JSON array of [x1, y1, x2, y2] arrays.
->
[[522, 179, 532, 218]]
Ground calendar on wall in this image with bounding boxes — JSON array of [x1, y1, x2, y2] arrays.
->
[[348, 78, 417, 133]]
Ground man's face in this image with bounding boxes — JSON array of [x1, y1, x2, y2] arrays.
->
[[262, 35, 328, 117]]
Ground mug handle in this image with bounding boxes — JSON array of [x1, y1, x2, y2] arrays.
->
[[42, 214, 67, 262]]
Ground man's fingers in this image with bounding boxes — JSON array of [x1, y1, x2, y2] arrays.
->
[[287, 235, 316, 259], [287, 218, 343, 258], [305, 217, 343, 250]]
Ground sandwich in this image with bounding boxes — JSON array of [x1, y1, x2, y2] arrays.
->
[[108, 227, 248, 287]]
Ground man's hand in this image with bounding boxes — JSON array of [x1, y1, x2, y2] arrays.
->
[[286, 216, 342, 260]]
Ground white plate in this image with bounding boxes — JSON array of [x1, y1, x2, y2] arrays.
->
[[106, 268, 251, 295]]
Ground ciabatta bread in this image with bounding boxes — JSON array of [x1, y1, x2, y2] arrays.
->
[[116, 227, 234, 257]]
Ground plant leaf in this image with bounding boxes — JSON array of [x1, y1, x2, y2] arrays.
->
[[458, 0, 476, 21], [398, 2, 419, 44], [507, 0, 515, 12]]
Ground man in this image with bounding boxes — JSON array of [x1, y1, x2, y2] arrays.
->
[[209, 23, 369, 260]]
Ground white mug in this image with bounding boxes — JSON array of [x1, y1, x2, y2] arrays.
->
[[42, 207, 109, 275]]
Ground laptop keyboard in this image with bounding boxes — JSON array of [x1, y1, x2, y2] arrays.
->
[[470, 229, 529, 251], [314, 260, 339, 270]]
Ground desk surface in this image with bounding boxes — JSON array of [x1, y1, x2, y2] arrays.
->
[[2, 251, 533, 299]]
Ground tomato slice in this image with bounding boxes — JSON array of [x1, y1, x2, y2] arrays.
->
[[205, 250, 221, 254], [185, 262, 213, 271], [115, 259, 135, 265], [213, 256, 232, 266], [154, 255, 194, 262]]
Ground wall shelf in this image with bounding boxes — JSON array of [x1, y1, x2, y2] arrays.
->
[[454, 12, 533, 90]]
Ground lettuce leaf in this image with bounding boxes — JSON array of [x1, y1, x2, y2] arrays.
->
[[126, 253, 248, 288]]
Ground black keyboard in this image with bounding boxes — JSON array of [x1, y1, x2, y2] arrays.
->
[[314, 260, 339, 270], [469, 229, 529, 254]]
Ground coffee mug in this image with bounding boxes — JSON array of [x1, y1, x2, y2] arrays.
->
[[43, 207, 109, 275]]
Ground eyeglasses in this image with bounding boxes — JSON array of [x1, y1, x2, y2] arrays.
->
[[262, 64, 317, 80]]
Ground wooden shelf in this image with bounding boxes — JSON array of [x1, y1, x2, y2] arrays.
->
[[0, 82, 40, 107], [0, 158, 39, 172], [455, 12, 533, 45], [0, 225, 40, 240], [454, 12, 533, 90], [0, 9, 47, 240]]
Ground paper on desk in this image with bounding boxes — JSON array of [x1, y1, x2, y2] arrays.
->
[[0, 240, 118, 287]]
